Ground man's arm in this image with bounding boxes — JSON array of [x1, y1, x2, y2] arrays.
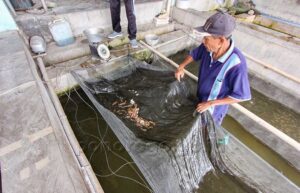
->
[[196, 97, 240, 113], [175, 55, 194, 82]]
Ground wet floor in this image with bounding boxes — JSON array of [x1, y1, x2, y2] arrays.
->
[[60, 89, 255, 193], [169, 49, 300, 142]]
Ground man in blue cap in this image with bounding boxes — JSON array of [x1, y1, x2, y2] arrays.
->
[[175, 11, 251, 125]]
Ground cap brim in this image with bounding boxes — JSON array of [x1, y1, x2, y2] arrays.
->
[[193, 26, 211, 36]]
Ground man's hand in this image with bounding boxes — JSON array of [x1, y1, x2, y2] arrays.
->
[[175, 56, 194, 82], [175, 67, 185, 82], [196, 101, 213, 113]]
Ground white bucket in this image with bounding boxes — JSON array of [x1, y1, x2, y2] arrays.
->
[[176, 0, 190, 9], [30, 36, 46, 54], [83, 27, 104, 44]]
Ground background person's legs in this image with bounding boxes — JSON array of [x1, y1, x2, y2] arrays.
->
[[110, 0, 121, 33], [124, 0, 137, 40]]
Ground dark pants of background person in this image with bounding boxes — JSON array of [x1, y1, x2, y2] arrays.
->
[[110, 0, 137, 40]]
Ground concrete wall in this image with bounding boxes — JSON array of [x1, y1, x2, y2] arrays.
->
[[177, 0, 300, 25], [0, 1, 18, 32], [253, 0, 300, 24], [60, 1, 163, 36], [176, 0, 235, 11], [16, 1, 163, 43]]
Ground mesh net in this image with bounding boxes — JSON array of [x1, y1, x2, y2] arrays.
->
[[71, 55, 238, 193]]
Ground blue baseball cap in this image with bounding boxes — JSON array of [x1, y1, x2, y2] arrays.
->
[[194, 11, 236, 37]]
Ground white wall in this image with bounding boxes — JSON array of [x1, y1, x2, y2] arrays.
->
[[176, 0, 300, 24], [252, 0, 300, 24], [177, 0, 235, 11]]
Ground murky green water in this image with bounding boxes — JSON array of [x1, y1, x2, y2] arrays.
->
[[60, 89, 255, 193], [169, 49, 300, 142], [223, 116, 300, 186], [60, 90, 151, 193], [242, 89, 300, 142]]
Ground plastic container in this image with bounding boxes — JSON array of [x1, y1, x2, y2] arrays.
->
[[48, 19, 75, 46], [145, 34, 159, 46], [30, 36, 46, 54], [176, 0, 190, 9]]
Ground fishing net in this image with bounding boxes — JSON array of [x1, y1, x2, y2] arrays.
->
[[71, 55, 234, 193]]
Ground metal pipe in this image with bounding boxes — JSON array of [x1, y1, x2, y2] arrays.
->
[[140, 40, 300, 152]]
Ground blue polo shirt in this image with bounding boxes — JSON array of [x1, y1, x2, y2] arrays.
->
[[189, 40, 251, 125]]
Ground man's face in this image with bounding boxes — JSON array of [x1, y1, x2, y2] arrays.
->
[[202, 36, 223, 53]]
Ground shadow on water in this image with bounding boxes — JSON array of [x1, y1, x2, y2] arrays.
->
[[60, 88, 257, 193]]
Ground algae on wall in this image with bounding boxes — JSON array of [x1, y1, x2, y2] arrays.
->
[[228, 0, 256, 14], [188, 0, 235, 11], [132, 49, 153, 64], [188, 0, 255, 14]]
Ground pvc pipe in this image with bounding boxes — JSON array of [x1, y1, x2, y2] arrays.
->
[[166, 0, 172, 16], [35, 57, 104, 193], [40, 0, 48, 12], [140, 40, 300, 152]]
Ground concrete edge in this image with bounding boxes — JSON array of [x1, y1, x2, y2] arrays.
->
[[228, 105, 300, 171], [23, 32, 104, 193], [248, 71, 300, 114]]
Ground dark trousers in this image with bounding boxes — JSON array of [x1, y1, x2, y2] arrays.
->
[[110, 0, 137, 40]]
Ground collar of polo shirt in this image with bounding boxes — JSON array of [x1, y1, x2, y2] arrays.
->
[[209, 38, 235, 63]]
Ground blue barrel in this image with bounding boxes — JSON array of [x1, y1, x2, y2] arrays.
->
[[48, 19, 75, 47], [10, 0, 33, 10]]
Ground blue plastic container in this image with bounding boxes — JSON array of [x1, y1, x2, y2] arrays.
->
[[48, 19, 75, 46]]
